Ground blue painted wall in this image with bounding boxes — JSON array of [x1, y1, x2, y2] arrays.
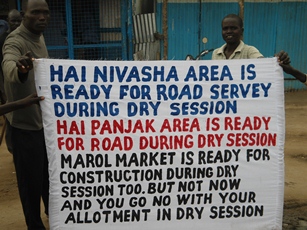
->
[[244, 1, 307, 91], [200, 2, 239, 59], [156, 0, 307, 91], [157, 1, 239, 60]]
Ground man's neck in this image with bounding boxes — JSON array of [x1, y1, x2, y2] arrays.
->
[[224, 42, 239, 59]]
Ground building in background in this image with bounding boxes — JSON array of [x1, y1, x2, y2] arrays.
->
[[1, 0, 306, 91]]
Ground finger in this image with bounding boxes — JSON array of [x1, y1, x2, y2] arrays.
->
[[275, 50, 284, 58], [25, 93, 37, 99], [33, 96, 44, 104], [17, 57, 33, 70], [19, 61, 33, 70], [279, 53, 290, 64], [25, 51, 35, 61], [22, 59, 32, 67], [281, 52, 288, 59], [284, 59, 291, 65], [16, 60, 29, 73], [281, 56, 291, 64]]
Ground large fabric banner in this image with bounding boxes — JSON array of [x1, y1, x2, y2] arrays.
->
[[34, 58, 285, 230]]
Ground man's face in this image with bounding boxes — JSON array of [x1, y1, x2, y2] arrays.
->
[[8, 12, 22, 32], [221, 17, 243, 45], [23, 0, 50, 35]]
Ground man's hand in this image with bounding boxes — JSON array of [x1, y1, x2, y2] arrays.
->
[[275, 50, 293, 74], [275, 50, 291, 65], [275, 50, 306, 83], [16, 51, 35, 74], [0, 94, 44, 116], [19, 93, 45, 107]]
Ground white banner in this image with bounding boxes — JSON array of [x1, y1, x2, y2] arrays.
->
[[34, 58, 285, 230]]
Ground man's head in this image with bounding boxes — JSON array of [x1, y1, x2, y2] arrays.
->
[[221, 14, 243, 45], [7, 9, 22, 32], [21, 0, 50, 35]]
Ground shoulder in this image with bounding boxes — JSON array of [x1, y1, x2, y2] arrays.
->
[[240, 42, 260, 52], [212, 44, 226, 60], [4, 29, 26, 49], [4, 29, 23, 46], [243, 43, 260, 51], [240, 42, 263, 58], [2, 31, 26, 59], [6, 28, 22, 40], [214, 44, 226, 54]]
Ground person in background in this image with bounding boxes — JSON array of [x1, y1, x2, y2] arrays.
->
[[2, 0, 50, 229], [0, 19, 8, 35], [0, 9, 22, 153]]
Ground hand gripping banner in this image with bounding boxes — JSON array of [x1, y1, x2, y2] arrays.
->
[[34, 58, 285, 230]]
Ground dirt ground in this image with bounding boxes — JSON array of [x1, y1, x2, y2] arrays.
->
[[0, 91, 307, 230]]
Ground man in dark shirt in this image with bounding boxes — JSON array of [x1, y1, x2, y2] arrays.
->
[[2, 1, 50, 229]]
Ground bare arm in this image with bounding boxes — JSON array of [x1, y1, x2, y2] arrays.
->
[[279, 64, 306, 83], [275, 50, 306, 83], [0, 94, 44, 116]]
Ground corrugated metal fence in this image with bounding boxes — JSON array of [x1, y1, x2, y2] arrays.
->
[[133, 13, 160, 60], [9, 0, 307, 90], [156, 0, 307, 91]]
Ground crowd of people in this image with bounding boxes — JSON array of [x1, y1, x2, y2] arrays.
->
[[0, 1, 305, 230]]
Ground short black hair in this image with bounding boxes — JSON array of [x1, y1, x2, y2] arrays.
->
[[8, 9, 20, 18], [222, 14, 243, 28]]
